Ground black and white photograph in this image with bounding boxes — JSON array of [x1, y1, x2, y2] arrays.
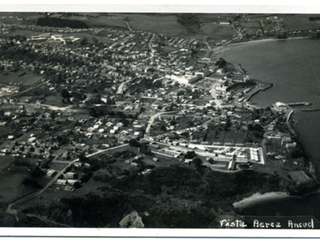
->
[[0, 3, 320, 236]]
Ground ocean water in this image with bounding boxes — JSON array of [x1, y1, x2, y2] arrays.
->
[[218, 38, 320, 219], [219, 38, 320, 163]]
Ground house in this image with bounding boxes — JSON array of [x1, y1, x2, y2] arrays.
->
[[64, 185, 75, 192], [28, 137, 37, 143], [65, 172, 78, 179], [74, 162, 84, 168], [131, 162, 138, 167], [7, 135, 14, 140], [4, 111, 11, 117], [47, 169, 57, 178], [220, 21, 231, 25], [56, 179, 67, 185], [67, 179, 81, 186], [286, 143, 297, 149]]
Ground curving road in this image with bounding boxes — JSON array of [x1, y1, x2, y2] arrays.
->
[[124, 21, 133, 32], [145, 111, 178, 134]]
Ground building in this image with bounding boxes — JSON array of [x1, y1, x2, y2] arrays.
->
[[65, 172, 78, 179], [67, 179, 81, 186], [47, 169, 57, 178], [56, 179, 67, 185], [228, 155, 237, 170], [151, 148, 182, 158]]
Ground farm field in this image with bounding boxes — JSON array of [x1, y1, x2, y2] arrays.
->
[[0, 71, 43, 87], [0, 162, 36, 203]]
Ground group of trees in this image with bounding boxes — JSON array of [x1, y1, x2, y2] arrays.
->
[[36, 17, 89, 28], [21, 160, 288, 228], [177, 14, 201, 33]]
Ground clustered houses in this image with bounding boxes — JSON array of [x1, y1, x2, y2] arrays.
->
[[0, 17, 307, 182], [0, 24, 204, 97]]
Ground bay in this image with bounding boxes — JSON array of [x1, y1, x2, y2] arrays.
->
[[219, 38, 320, 164], [218, 38, 320, 219]]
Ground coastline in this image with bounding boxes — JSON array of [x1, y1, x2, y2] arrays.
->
[[245, 82, 273, 102], [213, 36, 310, 54], [288, 110, 319, 181], [233, 192, 290, 210]]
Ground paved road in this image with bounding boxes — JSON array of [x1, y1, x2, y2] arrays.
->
[[203, 37, 212, 52], [145, 111, 178, 134], [124, 21, 133, 32], [117, 81, 129, 94], [6, 143, 128, 218], [148, 34, 156, 57], [209, 82, 223, 108]]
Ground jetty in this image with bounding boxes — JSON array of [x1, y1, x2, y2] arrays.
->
[[300, 108, 320, 112], [287, 102, 311, 106]]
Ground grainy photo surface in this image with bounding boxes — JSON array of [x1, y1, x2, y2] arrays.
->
[[0, 12, 320, 229]]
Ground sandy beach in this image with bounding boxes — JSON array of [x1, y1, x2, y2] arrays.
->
[[233, 192, 290, 210]]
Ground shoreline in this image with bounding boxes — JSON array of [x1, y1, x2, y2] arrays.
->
[[233, 191, 290, 210], [213, 36, 310, 54], [245, 82, 273, 102]]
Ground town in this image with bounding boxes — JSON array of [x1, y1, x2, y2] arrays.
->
[[0, 13, 318, 228]]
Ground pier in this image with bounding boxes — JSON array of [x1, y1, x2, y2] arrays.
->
[[287, 102, 312, 106], [300, 108, 320, 112]]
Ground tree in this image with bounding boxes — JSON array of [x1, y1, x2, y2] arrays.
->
[[79, 152, 88, 162], [129, 139, 141, 148], [31, 166, 45, 178], [22, 178, 42, 189], [170, 119, 177, 126], [192, 157, 202, 168], [185, 151, 196, 159], [89, 108, 98, 117], [61, 89, 70, 98], [224, 118, 231, 131], [80, 36, 88, 45], [160, 125, 167, 131], [92, 37, 98, 44]]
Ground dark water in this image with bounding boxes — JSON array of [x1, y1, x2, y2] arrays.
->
[[220, 38, 320, 164], [218, 38, 320, 219], [236, 192, 320, 217]]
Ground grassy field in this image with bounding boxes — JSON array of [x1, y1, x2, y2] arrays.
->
[[128, 14, 187, 37], [0, 162, 36, 203], [0, 71, 42, 86], [22, 174, 111, 212], [223, 130, 238, 144], [72, 14, 127, 29], [50, 162, 69, 172], [241, 21, 261, 36], [206, 128, 224, 144], [235, 130, 248, 143], [79, 13, 189, 37], [44, 95, 64, 107], [0, 155, 15, 172], [201, 23, 235, 40], [281, 14, 320, 30]]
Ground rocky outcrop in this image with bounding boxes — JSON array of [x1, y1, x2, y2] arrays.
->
[[119, 210, 144, 228]]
